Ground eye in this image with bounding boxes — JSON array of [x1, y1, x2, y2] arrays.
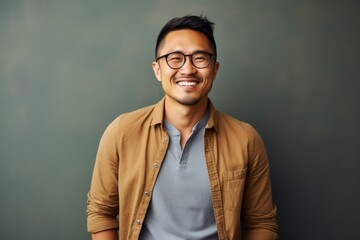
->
[[167, 53, 184, 62], [193, 53, 209, 62]]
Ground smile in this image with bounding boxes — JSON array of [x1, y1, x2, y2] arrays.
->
[[177, 81, 198, 86]]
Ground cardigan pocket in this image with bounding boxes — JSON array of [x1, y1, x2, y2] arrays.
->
[[222, 168, 247, 211]]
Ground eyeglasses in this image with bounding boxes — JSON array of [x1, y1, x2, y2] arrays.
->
[[156, 51, 214, 69]]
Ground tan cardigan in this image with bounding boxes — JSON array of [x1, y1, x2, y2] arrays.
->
[[87, 97, 278, 239]]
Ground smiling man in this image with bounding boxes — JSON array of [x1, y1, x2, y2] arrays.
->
[[87, 15, 278, 240]]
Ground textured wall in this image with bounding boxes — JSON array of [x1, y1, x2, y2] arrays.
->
[[1, 0, 359, 239]]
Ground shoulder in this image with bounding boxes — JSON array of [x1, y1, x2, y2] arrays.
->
[[96, 104, 158, 149], [215, 111, 264, 143], [119, 104, 156, 122], [217, 111, 253, 132], [216, 111, 267, 157], [110, 104, 156, 130], [100, 104, 156, 139]]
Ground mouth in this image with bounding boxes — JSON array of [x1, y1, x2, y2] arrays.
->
[[177, 81, 198, 86], [175, 77, 201, 87]]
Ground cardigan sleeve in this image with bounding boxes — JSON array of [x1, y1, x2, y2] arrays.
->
[[87, 118, 120, 233], [242, 127, 278, 240]]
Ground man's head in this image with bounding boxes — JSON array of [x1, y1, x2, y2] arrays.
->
[[155, 15, 217, 60], [152, 15, 220, 107]]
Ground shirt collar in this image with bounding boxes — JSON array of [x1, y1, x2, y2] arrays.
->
[[150, 96, 218, 132], [206, 99, 218, 132], [150, 97, 166, 127], [163, 109, 209, 136]]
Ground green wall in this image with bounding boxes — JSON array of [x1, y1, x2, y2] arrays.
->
[[1, 1, 359, 239]]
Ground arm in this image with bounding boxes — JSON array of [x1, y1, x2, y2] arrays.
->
[[242, 127, 278, 240], [91, 229, 118, 240], [87, 120, 120, 235]]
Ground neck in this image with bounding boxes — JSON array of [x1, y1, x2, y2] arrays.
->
[[164, 96, 208, 148]]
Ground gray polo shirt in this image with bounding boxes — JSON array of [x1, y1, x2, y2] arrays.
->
[[139, 112, 218, 240]]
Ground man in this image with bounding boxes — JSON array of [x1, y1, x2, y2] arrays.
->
[[87, 15, 278, 240]]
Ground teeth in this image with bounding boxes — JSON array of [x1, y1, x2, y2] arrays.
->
[[178, 81, 197, 86]]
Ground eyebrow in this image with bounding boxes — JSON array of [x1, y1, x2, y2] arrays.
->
[[163, 49, 212, 55]]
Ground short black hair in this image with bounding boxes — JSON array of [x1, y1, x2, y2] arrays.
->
[[155, 15, 217, 59]]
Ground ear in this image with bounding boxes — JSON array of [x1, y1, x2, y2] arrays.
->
[[152, 61, 162, 82], [212, 61, 220, 81]]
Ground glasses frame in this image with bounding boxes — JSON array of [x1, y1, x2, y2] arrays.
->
[[156, 51, 215, 69]]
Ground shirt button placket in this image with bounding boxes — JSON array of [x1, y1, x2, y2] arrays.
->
[[155, 136, 167, 169]]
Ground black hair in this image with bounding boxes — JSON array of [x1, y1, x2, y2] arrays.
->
[[155, 15, 217, 59]]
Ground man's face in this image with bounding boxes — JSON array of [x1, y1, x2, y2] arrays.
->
[[152, 29, 219, 106]]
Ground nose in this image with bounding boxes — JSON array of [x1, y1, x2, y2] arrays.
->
[[179, 56, 196, 74]]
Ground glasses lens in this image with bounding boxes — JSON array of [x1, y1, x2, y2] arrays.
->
[[165, 52, 212, 69], [192, 52, 211, 68], [166, 53, 185, 69]]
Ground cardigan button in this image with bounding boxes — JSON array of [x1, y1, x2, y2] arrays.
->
[[136, 219, 141, 225], [153, 162, 159, 168]]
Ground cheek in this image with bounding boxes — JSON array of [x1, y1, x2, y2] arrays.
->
[[162, 69, 178, 81], [201, 70, 216, 81]]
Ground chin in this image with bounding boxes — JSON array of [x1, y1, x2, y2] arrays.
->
[[174, 96, 203, 106]]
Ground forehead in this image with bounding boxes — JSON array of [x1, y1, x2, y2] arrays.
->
[[158, 29, 212, 55]]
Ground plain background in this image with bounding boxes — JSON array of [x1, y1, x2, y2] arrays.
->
[[1, 0, 359, 239]]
